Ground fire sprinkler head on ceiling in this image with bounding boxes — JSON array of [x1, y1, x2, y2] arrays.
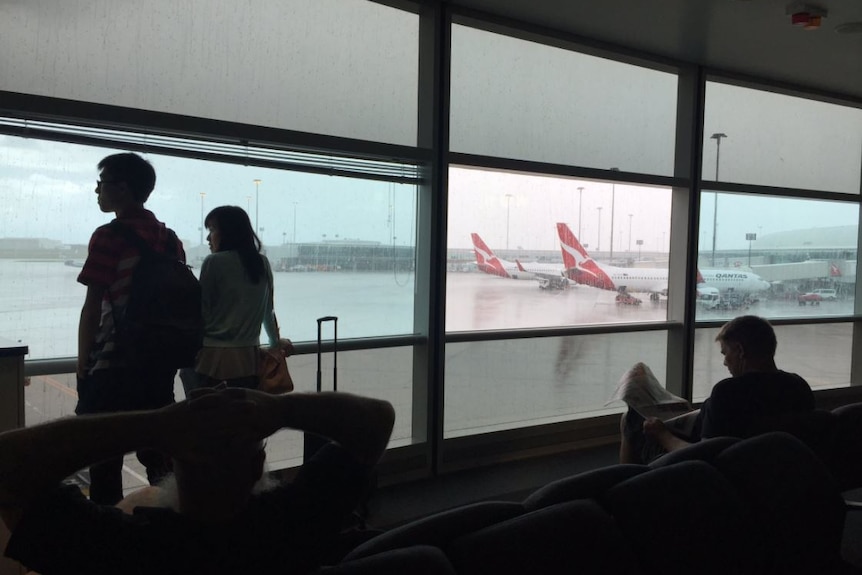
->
[[785, 2, 828, 30]]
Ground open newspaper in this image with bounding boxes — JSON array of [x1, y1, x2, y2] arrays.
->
[[607, 362, 701, 439]]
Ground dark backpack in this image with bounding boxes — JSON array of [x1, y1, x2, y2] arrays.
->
[[109, 222, 203, 369]]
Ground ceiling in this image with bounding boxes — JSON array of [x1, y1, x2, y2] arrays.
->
[[447, 0, 862, 102]]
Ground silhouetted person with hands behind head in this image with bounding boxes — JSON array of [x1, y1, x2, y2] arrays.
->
[[0, 389, 394, 575], [620, 315, 814, 463]]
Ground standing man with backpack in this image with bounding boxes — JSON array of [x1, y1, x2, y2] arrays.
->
[[76, 152, 200, 505]]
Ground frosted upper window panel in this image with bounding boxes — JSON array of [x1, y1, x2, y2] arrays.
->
[[450, 25, 678, 175], [0, 0, 418, 146], [704, 82, 862, 194]]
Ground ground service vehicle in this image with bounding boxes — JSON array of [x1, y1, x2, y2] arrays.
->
[[798, 292, 822, 305]]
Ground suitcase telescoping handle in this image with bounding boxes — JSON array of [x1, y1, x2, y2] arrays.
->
[[316, 316, 338, 393]]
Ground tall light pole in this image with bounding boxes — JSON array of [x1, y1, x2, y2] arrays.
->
[[577, 186, 585, 239], [596, 207, 603, 252], [199, 192, 206, 246], [609, 167, 619, 262], [710, 133, 727, 266], [253, 178, 262, 235], [628, 213, 633, 252], [504, 193, 513, 250], [292, 201, 298, 244], [746, 232, 757, 266]]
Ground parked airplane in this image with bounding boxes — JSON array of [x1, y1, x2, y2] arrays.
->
[[556, 223, 770, 298], [470, 233, 534, 280]]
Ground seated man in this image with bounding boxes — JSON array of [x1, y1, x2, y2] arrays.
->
[[620, 315, 814, 463], [0, 388, 395, 575]]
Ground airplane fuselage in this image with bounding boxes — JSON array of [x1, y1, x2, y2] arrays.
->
[[698, 270, 771, 294], [567, 264, 769, 295], [566, 264, 667, 294]]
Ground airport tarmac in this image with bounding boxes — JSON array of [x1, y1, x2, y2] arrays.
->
[[19, 270, 856, 497]]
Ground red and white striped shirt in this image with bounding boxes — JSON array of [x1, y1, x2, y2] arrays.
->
[[78, 208, 186, 373]]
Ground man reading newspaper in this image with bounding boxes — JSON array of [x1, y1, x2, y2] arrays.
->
[[617, 315, 814, 464]]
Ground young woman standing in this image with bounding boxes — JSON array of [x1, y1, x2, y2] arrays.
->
[[192, 205, 283, 389]]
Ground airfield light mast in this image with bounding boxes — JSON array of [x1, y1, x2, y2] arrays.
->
[[710, 133, 727, 266]]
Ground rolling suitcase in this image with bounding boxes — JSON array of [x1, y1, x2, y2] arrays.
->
[[304, 315, 377, 529], [303, 316, 337, 461]]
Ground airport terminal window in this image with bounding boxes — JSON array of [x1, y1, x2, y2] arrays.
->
[[0, 134, 419, 361], [446, 165, 673, 331], [0, 0, 419, 146], [449, 24, 678, 175], [703, 81, 862, 194], [695, 192, 858, 322], [692, 323, 852, 401], [444, 331, 668, 437]]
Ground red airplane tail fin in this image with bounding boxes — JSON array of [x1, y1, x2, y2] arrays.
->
[[471, 233, 510, 278], [556, 222, 616, 290]]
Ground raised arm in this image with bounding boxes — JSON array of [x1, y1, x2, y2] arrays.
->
[[0, 410, 158, 531], [0, 391, 258, 531], [262, 257, 279, 348], [248, 391, 395, 466]]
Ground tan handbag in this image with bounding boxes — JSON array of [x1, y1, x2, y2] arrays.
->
[[258, 344, 293, 394], [258, 267, 293, 394]]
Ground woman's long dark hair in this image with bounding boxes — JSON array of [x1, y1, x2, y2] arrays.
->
[[204, 206, 265, 283]]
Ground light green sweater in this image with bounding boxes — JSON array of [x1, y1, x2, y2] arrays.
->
[[199, 251, 279, 348]]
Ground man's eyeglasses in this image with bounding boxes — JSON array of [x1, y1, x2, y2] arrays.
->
[[96, 179, 120, 188]]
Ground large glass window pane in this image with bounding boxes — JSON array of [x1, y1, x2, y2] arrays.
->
[[704, 82, 862, 194], [447, 166, 672, 331], [450, 25, 678, 175], [0, 134, 418, 359], [269, 346, 415, 455], [444, 332, 668, 437], [693, 323, 851, 401], [0, 0, 418, 146], [696, 192, 857, 321]]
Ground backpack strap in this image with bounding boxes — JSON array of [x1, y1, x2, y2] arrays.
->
[[109, 221, 153, 256], [165, 229, 180, 258], [109, 221, 179, 258]]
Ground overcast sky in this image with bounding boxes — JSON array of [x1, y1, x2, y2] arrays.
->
[[447, 166, 859, 253], [0, 133, 859, 254], [0, 135, 417, 248]]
